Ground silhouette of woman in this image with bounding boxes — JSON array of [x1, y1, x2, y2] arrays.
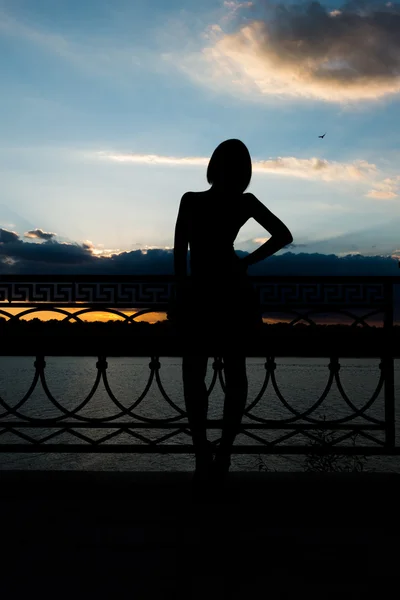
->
[[173, 139, 293, 483]]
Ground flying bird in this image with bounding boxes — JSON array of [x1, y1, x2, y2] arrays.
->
[[319, 133, 326, 139]]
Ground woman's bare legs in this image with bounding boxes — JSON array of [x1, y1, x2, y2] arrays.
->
[[182, 354, 247, 479], [182, 355, 212, 475], [215, 355, 248, 474]]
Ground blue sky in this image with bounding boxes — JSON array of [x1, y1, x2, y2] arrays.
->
[[1, 0, 400, 265]]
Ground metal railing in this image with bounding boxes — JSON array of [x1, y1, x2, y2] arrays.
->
[[0, 275, 398, 456]]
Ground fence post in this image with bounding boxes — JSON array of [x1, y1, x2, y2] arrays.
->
[[383, 281, 395, 449]]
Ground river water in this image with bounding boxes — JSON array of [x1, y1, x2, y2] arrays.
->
[[0, 356, 399, 473]]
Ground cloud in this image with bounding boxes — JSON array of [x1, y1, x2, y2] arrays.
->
[[0, 239, 94, 265], [95, 151, 208, 167], [223, 1, 254, 17], [95, 151, 377, 182], [0, 230, 173, 273], [0, 228, 21, 244], [246, 251, 400, 277], [367, 190, 398, 200], [24, 228, 57, 241], [285, 242, 307, 249], [250, 237, 298, 250], [252, 156, 377, 181], [366, 177, 400, 199], [278, 218, 400, 256], [82, 240, 95, 251], [1, 230, 107, 267], [179, 1, 400, 103], [202, 23, 225, 41], [224, 1, 253, 8], [0, 230, 399, 277]]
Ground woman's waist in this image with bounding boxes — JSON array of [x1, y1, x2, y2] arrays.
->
[[190, 254, 244, 276]]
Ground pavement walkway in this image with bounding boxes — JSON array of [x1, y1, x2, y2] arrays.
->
[[1, 470, 399, 599]]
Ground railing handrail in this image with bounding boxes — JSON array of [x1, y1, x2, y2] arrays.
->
[[0, 274, 396, 310], [1, 273, 399, 283]]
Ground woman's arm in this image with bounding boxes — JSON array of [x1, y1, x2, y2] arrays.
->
[[241, 193, 293, 269], [173, 192, 191, 279]]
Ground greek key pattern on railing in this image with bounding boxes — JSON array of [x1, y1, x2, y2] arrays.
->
[[0, 277, 388, 308], [0, 355, 393, 453], [0, 282, 174, 306], [253, 282, 385, 307]]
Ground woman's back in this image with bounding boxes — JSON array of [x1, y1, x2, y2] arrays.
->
[[187, 189, 250, 279]]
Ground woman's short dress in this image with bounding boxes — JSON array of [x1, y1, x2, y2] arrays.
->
[[174, 274, 263, 355]]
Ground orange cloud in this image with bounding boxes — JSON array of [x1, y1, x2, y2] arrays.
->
[[175, 3, 400, 103], [366, 177, 400, 200], [252, 157, 376, 182], [24, 229, 56, 241]]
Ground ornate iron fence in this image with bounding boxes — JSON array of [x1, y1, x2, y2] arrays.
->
[[0, 275, 398, 456]]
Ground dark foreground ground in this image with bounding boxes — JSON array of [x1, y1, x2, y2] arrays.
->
[[1, 470, 400, 599]]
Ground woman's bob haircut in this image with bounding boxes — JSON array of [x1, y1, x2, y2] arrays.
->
[[206, 139, 252, 193]]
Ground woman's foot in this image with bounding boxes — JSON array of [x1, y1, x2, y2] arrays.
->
[[210, 448, 231, 483], [192, 441, 214, 485]]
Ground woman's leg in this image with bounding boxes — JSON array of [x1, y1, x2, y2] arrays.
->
[[182, 355, 211, 470], [217, 355, 248, 468]]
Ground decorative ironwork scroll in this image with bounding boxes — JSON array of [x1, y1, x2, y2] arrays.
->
[[0, 275, 397, 456]]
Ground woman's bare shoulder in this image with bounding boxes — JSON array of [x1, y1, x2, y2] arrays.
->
[[183, 190, 209, 196], [181, 190, 209, 203]]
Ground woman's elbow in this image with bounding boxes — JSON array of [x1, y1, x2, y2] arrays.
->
[[281, 228, 293, 247]]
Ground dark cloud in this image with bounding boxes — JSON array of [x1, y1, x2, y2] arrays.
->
[[0, 228, 21, 244], [284, 242, 307, 249], [0, 230, 398, 276], [233, 0, 400, 100], [245, 250, 399, 276], [0, 239, 95, 265], [24, 229, 57, 241], [0, 231, 175, 273]]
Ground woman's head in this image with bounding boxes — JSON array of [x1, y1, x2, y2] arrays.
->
[[207, 139, 252, 193]]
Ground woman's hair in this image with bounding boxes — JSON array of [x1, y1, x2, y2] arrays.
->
[[207, 139, 252, 193]]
